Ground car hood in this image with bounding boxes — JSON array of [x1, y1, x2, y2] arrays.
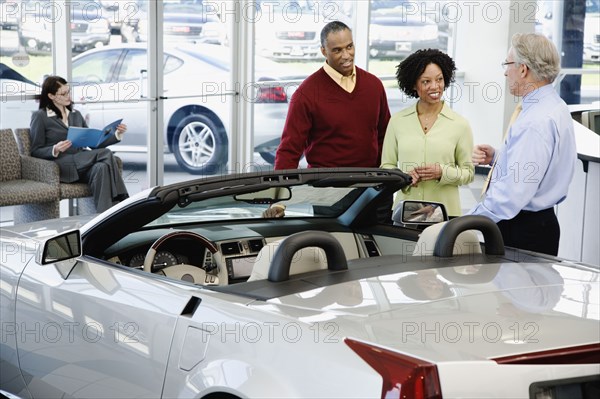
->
[[254, 262, 599, 362]]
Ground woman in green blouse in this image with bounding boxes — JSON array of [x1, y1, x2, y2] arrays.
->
[[381, 49, 474, 217]]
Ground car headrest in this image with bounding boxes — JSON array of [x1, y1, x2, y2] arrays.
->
[[413, 221, 482, 256], [247, 239, 328, 282]]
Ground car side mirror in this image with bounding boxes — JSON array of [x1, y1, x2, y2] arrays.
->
[[38, 230, 82, 265], [392, 200, 448, 227]]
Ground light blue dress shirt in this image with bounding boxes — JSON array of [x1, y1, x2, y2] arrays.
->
[[467, 84, 577, 223]]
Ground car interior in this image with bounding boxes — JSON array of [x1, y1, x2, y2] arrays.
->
[[68, 168, 540, 300]]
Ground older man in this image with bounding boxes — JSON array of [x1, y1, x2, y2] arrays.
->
[[468, 33, 577, 255]]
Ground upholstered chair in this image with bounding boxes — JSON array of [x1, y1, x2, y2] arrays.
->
[[15, 128, 123, 216], [0, 129, 60, 224]]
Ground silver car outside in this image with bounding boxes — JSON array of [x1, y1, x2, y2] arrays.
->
[[71, 43, 291, 173]]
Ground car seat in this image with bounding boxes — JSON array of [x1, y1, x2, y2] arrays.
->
[[248, 239, 328, 281], [413, 221, 482, 256]]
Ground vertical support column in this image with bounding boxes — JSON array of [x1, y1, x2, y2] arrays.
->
[[53, 0, 71, 79], [230, 0, 254, 174], [147, 0, 164, 187], [352, 1, 370, 70]]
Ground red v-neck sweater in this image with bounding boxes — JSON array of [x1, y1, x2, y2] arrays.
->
[[274, 67, 391, 169]]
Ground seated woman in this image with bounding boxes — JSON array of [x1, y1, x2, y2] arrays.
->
[[29, 75, 128, 213]]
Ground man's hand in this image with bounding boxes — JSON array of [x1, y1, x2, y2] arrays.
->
[[262, 203, 286, 218], [472, 144, 495, 166]]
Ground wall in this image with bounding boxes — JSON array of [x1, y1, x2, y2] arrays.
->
[[453, 0, 535, 149]]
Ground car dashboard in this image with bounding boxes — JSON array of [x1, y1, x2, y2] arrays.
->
[[101, 218, 405, 285]]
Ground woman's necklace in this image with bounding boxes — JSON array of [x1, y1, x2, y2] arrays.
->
[[419, 114, 436, 132], [417, 103, 443, 132]]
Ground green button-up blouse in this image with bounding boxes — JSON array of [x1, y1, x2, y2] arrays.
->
[[380, 102, 474, 216]]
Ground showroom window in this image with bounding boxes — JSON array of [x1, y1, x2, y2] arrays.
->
[[249, 0, 458, 167], [536, 0, 600, 105], [1, 0, 55, 132], [1, 0, 597, 199]]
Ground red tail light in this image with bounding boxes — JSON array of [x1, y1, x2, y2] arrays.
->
[[256, 86, 287, 103], [345, 338, 442, 399]]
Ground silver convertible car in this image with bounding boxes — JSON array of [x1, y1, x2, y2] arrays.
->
[[1, 168, 599, 398]]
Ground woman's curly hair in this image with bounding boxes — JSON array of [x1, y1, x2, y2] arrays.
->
[[395, 49, 456, 98]]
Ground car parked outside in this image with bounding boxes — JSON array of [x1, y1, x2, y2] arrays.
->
[[368, 5, 440, 59], [71, 43, 294, 173], [583, 0, 599, 63], [18, 0, 111, 54], [255, 0, 349, 61], [120, 0, 227, 45], [0, 0, 20, 55], [0, 0, 18, 30], [535, 0, 600, 64], [97, 0, 125, 33], [0, 62, 39, 132]]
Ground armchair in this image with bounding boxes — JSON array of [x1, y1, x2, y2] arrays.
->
[[14, 128, 124, 216], [0, 129, 60, 224]]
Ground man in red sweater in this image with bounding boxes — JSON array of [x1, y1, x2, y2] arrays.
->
[[274, 21, 391, 170]]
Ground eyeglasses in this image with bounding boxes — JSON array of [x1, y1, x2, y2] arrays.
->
[[55, 90, 70, 97], [501, 61, 516, 70]]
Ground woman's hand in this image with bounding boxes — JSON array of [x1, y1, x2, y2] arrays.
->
[[409, 169, 421, 187], [116, 123, 127, 135], [411, 164, 442, 186], [53, 140, 72, 156]]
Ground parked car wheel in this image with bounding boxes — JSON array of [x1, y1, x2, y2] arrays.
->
[[172, 114, 227, 174]]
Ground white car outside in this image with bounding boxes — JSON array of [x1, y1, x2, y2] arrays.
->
[[255, 0, 350, 61], [0, 63, 39, 132], [71, 43, 292, 173]]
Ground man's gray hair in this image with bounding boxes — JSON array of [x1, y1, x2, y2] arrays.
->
[[511, 33, 560, 83]]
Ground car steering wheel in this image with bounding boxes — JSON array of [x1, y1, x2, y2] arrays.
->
[[143, 231, 224, 285]]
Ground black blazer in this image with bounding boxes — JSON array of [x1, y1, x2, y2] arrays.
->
[[30, 108, 120, 183]]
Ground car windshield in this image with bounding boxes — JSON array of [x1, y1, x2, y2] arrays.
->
[[145, 184, 363, 226]]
